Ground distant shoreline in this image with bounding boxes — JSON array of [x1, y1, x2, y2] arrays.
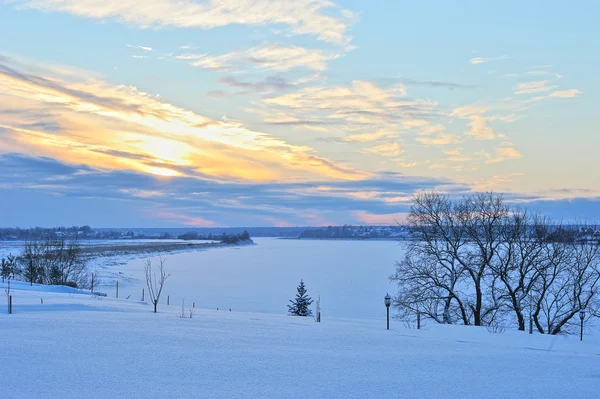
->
[[83, 240, 255, 267], [278, 237, 406, 242]]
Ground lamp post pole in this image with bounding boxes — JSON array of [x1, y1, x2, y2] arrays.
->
[[580, 310, 586, 341], [384, 294, 391, 330], [529, 293, 533, 335]]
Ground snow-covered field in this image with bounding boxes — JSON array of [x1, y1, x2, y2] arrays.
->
[[93, 237, 400, 319], [1, 280, 599, 399]]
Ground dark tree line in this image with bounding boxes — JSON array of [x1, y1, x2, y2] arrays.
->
[[1, 238, 90, 288], [178, 231, 251, 243], [391, 192, 600, 335]]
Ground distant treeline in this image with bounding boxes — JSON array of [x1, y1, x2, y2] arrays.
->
[[300, 225, 410, 239], [0, 226, 253, 244], [178, 231, 251, 243]]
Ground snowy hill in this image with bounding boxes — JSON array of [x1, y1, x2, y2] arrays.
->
[[1, 281, 599, 399]]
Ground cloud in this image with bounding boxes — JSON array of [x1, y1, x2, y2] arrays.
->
[[126, 44, 153, 52], [364, 142, 403, 157], [353, 210, 408, 225], [470, 56, 511, 64], [344, 130, 396, 143], [0, 152, 467, 226], [0, 54, 367, 182], [393, 77, 477, 90], [524, 88, 582, 103], [527, 70, 563, 79], [212, 75, 296, 96], [13, 0, 354, 45], [177, 43, 338, 72], [515, 80, 558, 95], [152, 211, 217, 227], [549, 89, 581, 98], [450, 105, 502, 140], [258, 80, 437, 138], [131, 55, 147, 59], [485, 145, 523, 163], [443, 148, 471, 162], [416, 133, 461, 146]]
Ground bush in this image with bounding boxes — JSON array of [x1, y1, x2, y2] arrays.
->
[[64, 281, 78, 288]]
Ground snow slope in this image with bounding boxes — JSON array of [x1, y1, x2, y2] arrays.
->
[[1, 282, 599, 399]]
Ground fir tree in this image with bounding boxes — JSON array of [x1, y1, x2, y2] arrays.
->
[[288, 279, 313, 316]]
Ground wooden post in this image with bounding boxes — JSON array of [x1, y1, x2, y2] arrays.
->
[[9, 295, 12, 314], [41, 298, 43, 305], [116, 280, 119, 299], [142, 288, 145, 301], [167, 295, 170, 306], [417, 312, 421, 330], [193, 302, 195, 308], [91, 273, 94, 293]]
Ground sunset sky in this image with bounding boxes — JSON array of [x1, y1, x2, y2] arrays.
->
[[1, 0, 599, 227]]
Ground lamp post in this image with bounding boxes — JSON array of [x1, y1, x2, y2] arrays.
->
[[579, 309, 586, 341], [384, 293, 391, 330], [528, 292, 533, 335]]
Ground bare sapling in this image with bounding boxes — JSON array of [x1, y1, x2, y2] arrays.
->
[[145, 256, 170, 313]]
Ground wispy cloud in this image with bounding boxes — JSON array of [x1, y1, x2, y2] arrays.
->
[[126, 44, 153, 52], [152, 211, 217, 227], [364, 142, 403, 157], [259, 80, 437, 136], [470, 55, 511, 64], [549, 89, 581, 98], [485, 145, 523, 163], [416, 133, 461, 146], [177, 43, 338, 72], [0, 54, 366, 182], [451, 105, 498, 140], [527, 70, 563, 79], [381, 77, 477, 90], [515, 80, 558, 95], [12, 0, 354, 46]]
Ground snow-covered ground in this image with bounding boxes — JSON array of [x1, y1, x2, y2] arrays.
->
[[1, 280, 599, 399]]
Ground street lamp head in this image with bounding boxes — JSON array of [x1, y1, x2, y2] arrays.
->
[[384, 293, 391, 307], [580, 309, 586, 320]]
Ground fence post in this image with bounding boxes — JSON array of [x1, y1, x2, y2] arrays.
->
[[417, 312, 421, 330], [142, 288, 145, 301], [91, 273, 94, 293], [193, 302, 195, 308], [9, 295, 12, 314], [116, 280, 119, 299], [167, 295, 170, 306]]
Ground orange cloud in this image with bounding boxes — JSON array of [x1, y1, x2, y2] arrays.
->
[[153, 212, 217, 227], [353, 211, 408, 225], [0, 56, 366, 183]]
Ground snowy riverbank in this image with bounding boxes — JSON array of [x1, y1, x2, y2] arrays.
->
[[1, 280, 599, 399]]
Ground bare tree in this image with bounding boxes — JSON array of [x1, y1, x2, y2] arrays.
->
[[532, 235, 600, 334], [145, 257, 170, 313], [41, 239, 88, 287], [391, 191, 600, 335], [392, 192, 506, 326]]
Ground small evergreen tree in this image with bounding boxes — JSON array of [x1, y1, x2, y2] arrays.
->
[[288, 279, 313, 316]]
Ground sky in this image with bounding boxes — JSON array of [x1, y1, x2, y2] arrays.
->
[[0, 0, 599, 227]]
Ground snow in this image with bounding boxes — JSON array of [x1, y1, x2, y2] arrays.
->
[[1, 280, 599, 398], [2, 238, 600, 398]]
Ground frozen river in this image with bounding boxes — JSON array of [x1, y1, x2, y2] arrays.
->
[[104, 237, 404, 320]]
